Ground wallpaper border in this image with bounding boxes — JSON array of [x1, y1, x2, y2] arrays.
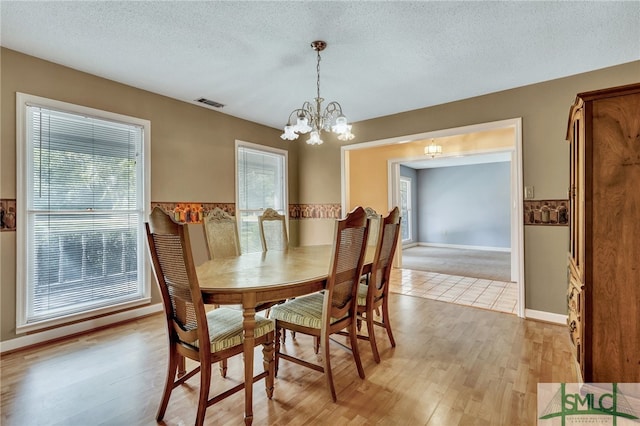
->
[[523, 199, 569, 226], [0, 199, 569, 231], [0, 199, 17, 232]]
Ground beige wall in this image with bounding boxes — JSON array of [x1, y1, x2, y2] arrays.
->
[[298, 60, 640, 314], [0, 48, 298, 342]]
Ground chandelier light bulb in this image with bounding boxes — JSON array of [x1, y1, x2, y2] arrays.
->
[[332, 115, 348, 134], [307, 131, 323, 145], [295, 115, 312, 133], [280, 125, 299, 141], [337, 125, 354, 141]]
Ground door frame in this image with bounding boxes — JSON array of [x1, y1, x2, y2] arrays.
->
[[340, 117, 525, 318]]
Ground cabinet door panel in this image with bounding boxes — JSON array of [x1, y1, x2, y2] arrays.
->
[[589, 94, 640, 382]]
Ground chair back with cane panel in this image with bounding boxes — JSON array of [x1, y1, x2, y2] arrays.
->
[[326, 206, 370, 326], [258, 208, 288, 251], [356, 206, 401, 363], [367, 207, 401, 309], [147, 207, 207, 355], [203, 207, 241, 258]]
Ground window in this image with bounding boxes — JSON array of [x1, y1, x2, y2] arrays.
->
[[16, 93, 150, 332], [236, 141, 288, 253], [399, 176, 412, 242]]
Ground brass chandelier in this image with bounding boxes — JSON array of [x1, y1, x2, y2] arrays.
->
[[280, 41, 354, 145]]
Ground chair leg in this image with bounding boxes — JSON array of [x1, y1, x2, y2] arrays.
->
[[280, 330, 295, 344], [263, 332, 275, 399], [195, 357, 212, 426], [365, 310, 381, 363], [320, 332, 337, 402], [274, 327, 281, 377], [156, 345, 179, 421], [219, 359, 227, 377], [382, 300, 396, 347], [349, 321, 366, 379], [177, 354, 186, 377], [314, 336, 320, 354]]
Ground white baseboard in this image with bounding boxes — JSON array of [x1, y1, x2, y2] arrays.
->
[[0, 303, 163, 354], [417, 242, 511, 253], [402, 242, 418, 249], [525, 308, 567, 325]]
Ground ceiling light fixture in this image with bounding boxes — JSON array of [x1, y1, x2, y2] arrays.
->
[[281, 41, 354, 145], [425, 139, 443, 158]]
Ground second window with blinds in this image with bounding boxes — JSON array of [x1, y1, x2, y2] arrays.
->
[[235, 141, 288, 253]]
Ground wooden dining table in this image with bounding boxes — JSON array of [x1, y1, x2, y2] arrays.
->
[[195, 244, 374, 425]]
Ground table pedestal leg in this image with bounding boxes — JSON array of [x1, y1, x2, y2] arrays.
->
[[242, 300, 256, 425]]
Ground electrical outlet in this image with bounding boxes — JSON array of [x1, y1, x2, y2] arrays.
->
[[525, 186, 534, 199]]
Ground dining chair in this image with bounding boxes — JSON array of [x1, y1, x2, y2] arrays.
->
[[146, 207, 275, 426], [258, 208, 288, 251], [201, 206, 243, 372], [269, 206, 369, 402], [355, 206, 401, 363], [203, 207, 241, 258], [258, 207, 290, 328]]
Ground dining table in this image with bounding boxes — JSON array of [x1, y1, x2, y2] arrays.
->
[[195, 244, 374, 425]]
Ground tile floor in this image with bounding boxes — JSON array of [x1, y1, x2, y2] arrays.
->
[[389, 268, 518, 314]]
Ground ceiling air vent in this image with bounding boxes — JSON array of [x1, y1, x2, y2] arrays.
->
[[196, 98, 225, 108]]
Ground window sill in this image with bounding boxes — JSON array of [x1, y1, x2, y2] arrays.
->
[[16, 297, 151, 335]]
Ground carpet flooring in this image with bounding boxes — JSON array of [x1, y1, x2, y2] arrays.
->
[[401, 245, 511, 282]]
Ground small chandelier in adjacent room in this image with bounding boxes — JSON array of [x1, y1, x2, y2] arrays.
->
[[281, 41, 354, 145], [425, 139, 443, 158]]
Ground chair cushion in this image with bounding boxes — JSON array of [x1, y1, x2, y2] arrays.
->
[[269, 293, 347, 329], [192, 307, 274, 353], [357, 283, 369, 306]]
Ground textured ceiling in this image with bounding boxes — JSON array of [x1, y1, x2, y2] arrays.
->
[[1, 1, 639, 131]]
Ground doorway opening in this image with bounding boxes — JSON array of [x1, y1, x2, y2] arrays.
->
[[341, 118, 524, 317]]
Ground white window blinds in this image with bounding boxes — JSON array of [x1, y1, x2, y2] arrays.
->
[[22, 104, 146, 326], [236, 143, 287, 253]]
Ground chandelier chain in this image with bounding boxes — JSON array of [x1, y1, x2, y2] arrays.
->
[[316, 49, 321, 101]]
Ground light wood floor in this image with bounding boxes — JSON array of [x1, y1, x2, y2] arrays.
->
[[1, 282, 577, 425]]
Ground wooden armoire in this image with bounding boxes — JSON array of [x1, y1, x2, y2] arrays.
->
[[565, 82, 640, 382]]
